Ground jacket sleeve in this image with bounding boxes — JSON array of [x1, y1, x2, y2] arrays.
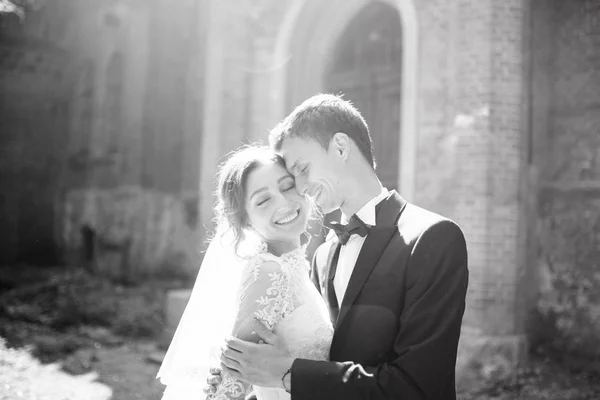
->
[[290, 220, 469, 400]]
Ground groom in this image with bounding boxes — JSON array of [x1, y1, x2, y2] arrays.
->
[[215, 94, 468, 399]]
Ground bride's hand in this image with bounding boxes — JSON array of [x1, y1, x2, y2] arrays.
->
[[203, 367, 222, 399]]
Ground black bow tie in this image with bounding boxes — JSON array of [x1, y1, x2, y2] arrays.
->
[[327, 215, 372, 245]]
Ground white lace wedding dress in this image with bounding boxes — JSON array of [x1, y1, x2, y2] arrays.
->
[[213, 244, 334, 400]]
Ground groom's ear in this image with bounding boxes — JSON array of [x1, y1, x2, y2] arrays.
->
[[331, 132, 350, 160]]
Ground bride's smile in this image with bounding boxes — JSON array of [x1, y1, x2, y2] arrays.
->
[[244, 160, 309, 253], [274, 209, 301, 225]]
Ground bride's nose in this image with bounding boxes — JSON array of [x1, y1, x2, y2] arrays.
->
[[273, 192, 293, 207]]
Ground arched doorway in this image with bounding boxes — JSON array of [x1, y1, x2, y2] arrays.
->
[[323, 1, 402, 192], [278, 0, 405, 256], [271, 0, 417, 200]]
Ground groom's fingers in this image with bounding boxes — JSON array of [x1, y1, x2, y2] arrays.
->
[[224, 336, 243, 351], [222, 342, 247, 366], [342, 363, 374, 383], [342, 364, 356, 383], [250, 318, 277, 344], [223, 338, 248, 354], [221, 363, 244, 381], [220, 351, 242, 370], [225, 336, 259, 352]]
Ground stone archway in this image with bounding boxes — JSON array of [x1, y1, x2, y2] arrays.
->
[[271, 0, 418, 201], [324, 1, 402, 193]]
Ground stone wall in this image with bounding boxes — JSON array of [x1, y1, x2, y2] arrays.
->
[[0, 8, 74, 264], [0, 0, 206, 278], [531, 0, 600, 361], [62, 186, 198, 279], [61, 0, 206, 278]]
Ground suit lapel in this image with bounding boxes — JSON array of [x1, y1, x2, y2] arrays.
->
[[335, 191, 407, 330]]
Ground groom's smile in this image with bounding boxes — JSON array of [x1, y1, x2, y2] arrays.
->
[[309, 186, 323, 204]]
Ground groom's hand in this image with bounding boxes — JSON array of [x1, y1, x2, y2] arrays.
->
[[220, 318, 294, 389]]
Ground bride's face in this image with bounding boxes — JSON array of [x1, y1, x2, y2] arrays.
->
[[244, 162, 309, 247]]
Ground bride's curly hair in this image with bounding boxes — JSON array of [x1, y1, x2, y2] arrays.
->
[[213, 145, 286, 253]]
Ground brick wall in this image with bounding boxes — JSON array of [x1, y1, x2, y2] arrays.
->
[[488, 0, 528, 334], [419, 0, 529, 386]]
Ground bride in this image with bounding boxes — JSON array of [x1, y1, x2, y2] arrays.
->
[[157, 145, 334, 400]]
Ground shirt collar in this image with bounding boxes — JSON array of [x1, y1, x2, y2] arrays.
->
[[342, 187, 389, 225]]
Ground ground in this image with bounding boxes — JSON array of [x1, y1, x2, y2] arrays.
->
[[0, 334, 164, 400], [0, 265, 177, 400], [0, 265, 599, 400]]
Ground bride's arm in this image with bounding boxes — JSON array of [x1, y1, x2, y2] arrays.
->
[[212, 259, 292, 399]]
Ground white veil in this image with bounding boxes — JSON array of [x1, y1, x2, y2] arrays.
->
[[157, 224, 246, 398]]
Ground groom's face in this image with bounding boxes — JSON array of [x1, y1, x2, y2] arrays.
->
[[278, 136, 344, 214]]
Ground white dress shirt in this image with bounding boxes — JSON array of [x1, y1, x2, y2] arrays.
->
[[333, 187, 389, 305]]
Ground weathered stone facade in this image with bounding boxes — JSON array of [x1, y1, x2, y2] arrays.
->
[[1, 0, 206, 277], [1, 0, 599, 386], [529, 0, 600, 363], [0, 5, 74, 264]]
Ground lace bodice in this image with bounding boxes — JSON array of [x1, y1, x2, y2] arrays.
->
[[213, 244, 334, 400]]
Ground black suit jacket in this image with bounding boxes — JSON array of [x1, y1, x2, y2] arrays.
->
[[291, 191, 469, 400]]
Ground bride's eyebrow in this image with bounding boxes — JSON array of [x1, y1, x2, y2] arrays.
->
[[249, 187, 268, 201]]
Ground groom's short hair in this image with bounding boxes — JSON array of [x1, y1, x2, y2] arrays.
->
[[269, 94, 375, 168]]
